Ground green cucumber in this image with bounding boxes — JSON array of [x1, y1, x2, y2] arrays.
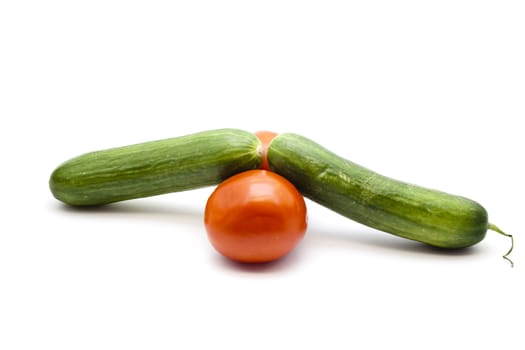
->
[[50, 128, 262, 206], [267, 133, 513, 263]]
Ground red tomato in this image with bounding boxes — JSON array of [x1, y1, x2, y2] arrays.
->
[[254, 131, 278, 171], [204, 170, 307, 263]]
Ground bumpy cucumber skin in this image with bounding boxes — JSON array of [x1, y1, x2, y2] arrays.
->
[[267, 133, 488, 249], [50, 129, 262, 206]]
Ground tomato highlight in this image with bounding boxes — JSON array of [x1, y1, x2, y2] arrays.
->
[[204, 170, 307, 263]]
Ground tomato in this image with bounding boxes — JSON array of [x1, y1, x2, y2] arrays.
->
[[204, 170, 307, 263], [254, 131, 278, 171]]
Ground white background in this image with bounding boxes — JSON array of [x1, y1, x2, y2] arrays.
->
[[1, 1, 524, 349]]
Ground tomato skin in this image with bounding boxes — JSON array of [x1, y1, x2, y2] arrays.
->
[[204, 170, 307, 263], [254, 131, 278, 171]]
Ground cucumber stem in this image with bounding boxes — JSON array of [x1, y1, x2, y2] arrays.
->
[[488, 223, 514, 267]]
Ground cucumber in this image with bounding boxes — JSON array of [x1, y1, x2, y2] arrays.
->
[[267, 133, 513, 262], [50, 128, 263, 206]]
